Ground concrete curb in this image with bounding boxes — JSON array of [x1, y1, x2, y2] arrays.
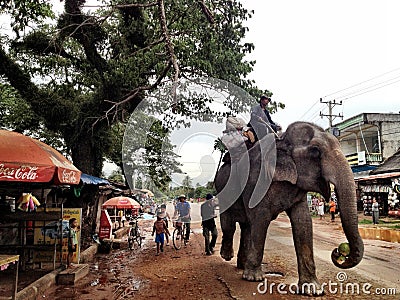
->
[[16, 267, 62, 300], [16, 244, 99, 300]]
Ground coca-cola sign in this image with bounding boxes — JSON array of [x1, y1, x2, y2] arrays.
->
[[61, 169, 79, 184], [0, 164, 39, 181]]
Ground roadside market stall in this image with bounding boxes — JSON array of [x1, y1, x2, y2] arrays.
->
[[0, 254, 19, 299], [102, 196, 141, 222], [0, 130, 82, 271]]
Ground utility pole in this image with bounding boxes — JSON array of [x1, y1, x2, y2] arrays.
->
[[319, 98, 343, 129]]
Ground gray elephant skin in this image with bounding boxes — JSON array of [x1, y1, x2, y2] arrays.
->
[[214, 121, 364, 293]]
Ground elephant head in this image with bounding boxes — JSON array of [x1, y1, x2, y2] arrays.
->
[[275, 121, 364, 269]]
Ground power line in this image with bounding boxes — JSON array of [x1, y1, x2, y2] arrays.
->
[[337, 77, 400, 101], [322, 67, 400, 99], [298, 100, 321, 120]]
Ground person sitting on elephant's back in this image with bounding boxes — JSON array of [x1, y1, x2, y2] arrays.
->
[[249, 94, 281, 140]]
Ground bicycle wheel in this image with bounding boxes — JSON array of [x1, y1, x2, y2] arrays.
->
[[173, 227, 183, 250]]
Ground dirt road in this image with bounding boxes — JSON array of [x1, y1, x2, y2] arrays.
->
[[41, 213, 399, 300]]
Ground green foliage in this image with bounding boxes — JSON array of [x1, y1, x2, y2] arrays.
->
[[214, 137, 226, 153], [144, 120, 181, 190], [181, 175, 193, 189], [0, 84, 40, 132], [0, 0, 54, 36], [108, 169, 125, 184], [194, 185, 216, 199]]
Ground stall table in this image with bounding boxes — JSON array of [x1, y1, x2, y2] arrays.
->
[[0, 255, 19, 300]]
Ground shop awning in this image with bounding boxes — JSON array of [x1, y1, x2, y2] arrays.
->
[[355, 171, 400, 182], [80, 173, 110, 185], [0, 130, 81, 185], [351, 165, 376, 173]]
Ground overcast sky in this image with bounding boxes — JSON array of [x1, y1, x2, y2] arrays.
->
[[242, 0, 400, 130]]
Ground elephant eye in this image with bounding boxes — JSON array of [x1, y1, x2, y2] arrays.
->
[[309, 146, 321, 158]]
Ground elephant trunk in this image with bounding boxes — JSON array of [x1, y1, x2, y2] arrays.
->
[[327, 150, 364, 269]]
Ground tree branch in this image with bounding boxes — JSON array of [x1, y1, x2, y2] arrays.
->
[[198, 0, 215, 24], [157, 0, 180, 106], [93, 61, 172, 127]]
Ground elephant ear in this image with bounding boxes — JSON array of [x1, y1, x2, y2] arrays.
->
[[273, 149, 297, 185]]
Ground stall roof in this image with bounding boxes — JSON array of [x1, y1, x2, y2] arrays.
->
[[80, 173, 110, 185], [370, 149, 400, 175], [355, 171, 400, 182]]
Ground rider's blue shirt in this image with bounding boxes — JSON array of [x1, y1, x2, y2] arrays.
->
[[176, 201, 190, 218]]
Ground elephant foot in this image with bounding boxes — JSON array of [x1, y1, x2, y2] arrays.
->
[[242, 267, 264, 281], [298, 279, 324, 296]]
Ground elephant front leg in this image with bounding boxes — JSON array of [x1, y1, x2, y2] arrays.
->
[[219, 211, 235, 261], [243, 222, 269, 281], [286, 201, 324, 296]]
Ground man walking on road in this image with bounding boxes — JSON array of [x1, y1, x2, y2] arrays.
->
[[201, 194, 218, 255]]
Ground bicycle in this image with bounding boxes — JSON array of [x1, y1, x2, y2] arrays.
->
[[127, 216, 142, 250], [172, 219, 188, 250]]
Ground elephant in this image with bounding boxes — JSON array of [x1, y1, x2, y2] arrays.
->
[[214, 121, 364, 293]]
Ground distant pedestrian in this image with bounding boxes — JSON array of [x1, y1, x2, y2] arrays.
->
[[317, 197, 325, 220], [312, 196, 318, 215], [201, 194, 218, 255], [118, 210, 124, 228], [152, 213, 170, 256], [372, 198, 379, 225], [329, 199, 336, 222]]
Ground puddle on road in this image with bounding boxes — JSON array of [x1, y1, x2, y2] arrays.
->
[[264, 271, 284, 277], [261, 263, 285, 277]]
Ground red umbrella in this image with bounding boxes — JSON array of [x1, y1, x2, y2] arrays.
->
[[102, 196, 141, 209], [0, 130, 81, 185]]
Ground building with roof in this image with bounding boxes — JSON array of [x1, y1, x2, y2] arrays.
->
[[333, 113, 400, 179], [333, 113, 400, 216]]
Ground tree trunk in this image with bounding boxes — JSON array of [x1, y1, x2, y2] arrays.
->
[[69, 129, 105, 177]]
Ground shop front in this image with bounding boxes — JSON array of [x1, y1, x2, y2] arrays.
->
[[356, 172, 400, 218]]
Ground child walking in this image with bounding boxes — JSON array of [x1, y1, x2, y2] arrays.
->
[[158, 204, 171, 246], [152, 213, 170, 256]]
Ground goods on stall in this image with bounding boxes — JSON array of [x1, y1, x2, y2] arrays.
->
[[17, 193, 40, 212]]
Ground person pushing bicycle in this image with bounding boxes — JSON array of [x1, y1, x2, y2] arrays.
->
[[174, 194, 191, 241]]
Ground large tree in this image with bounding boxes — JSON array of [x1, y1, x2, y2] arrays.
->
[[0, 0, 274, 179]]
